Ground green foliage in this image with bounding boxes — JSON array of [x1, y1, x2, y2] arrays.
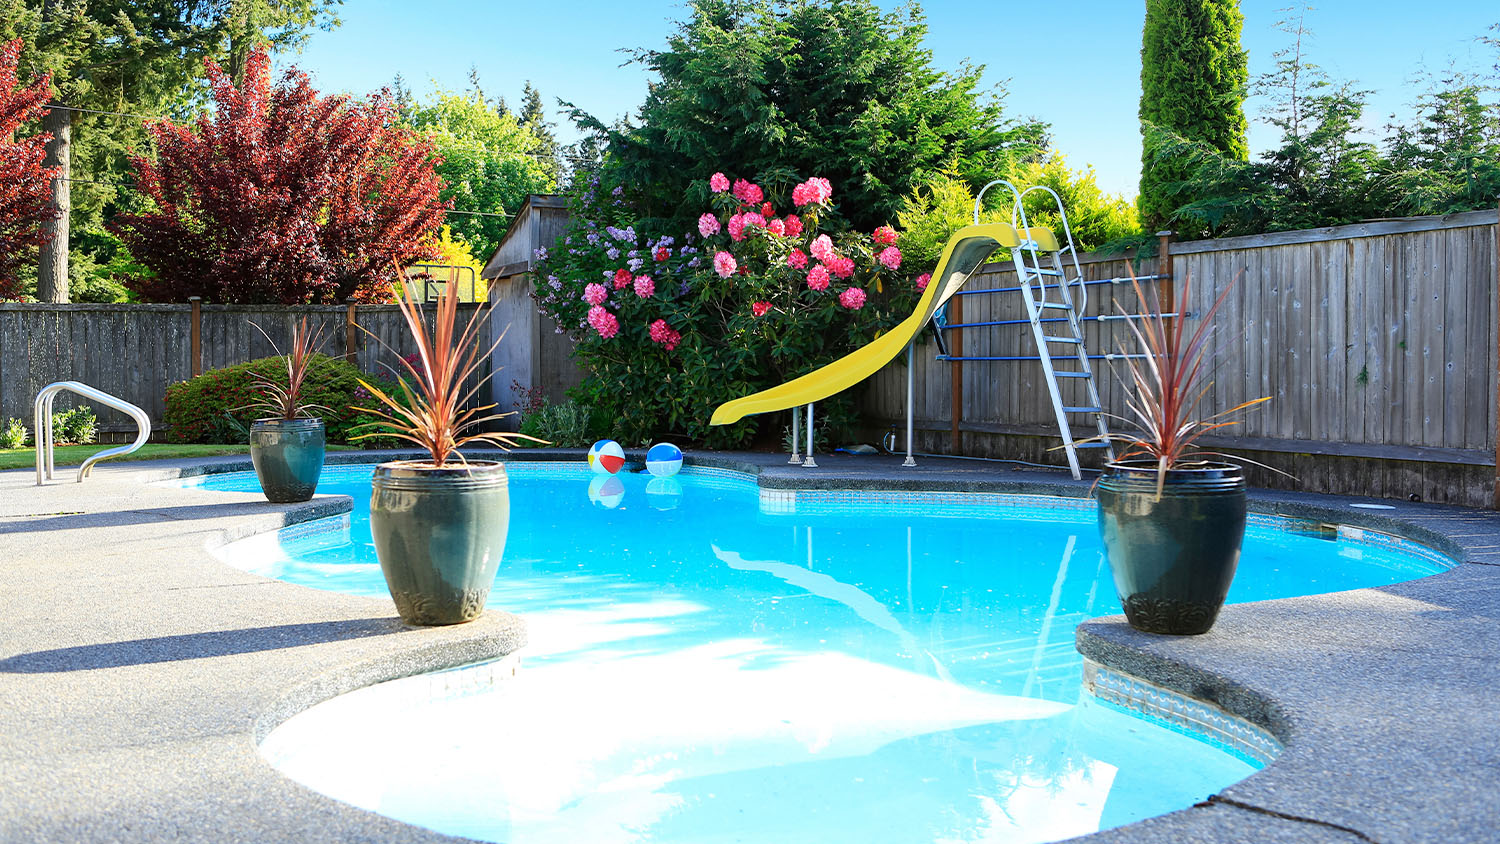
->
[[575, 0, 1047, 233], [407, 86, 557, 258], [0, 417, 27, 448], [895, 162, 1140, 273], [1138, 0, 1249, 233], [164, 353, 395, 444], [50, 406, 95, 444], [518, 400, 593, 448], [1154, 13, 1500, 237]]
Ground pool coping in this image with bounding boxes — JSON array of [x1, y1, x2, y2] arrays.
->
[[4, 447, 1498, 843]]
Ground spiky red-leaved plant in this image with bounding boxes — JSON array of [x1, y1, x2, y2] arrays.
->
[[1105, 268, 1272, 493], [114, 46, 448, 304], [0, 39, 57, 300], [354, 266, 543, 465], [246, 316, 327, 420]]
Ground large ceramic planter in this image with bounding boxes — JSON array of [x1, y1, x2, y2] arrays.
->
[[370, 460, 510, 626], [1096, 460, 1247, 635], [249, 417, 325, 503]]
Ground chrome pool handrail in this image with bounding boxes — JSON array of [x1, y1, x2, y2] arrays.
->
[[35, 381, 152, 484]]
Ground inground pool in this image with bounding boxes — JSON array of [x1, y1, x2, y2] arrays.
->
[[196, 462, 1450, 844]]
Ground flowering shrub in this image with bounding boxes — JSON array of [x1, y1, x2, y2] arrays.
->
[[534, 172, 922, 445]]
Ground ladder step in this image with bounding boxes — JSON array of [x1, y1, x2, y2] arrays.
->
[[1032, 268, 1063, 276], [1042, 335, 1082, 344], [1038, 302, 1072, 310], [1062, 406, 1103, 413], [1053, 371, 1091, 378]]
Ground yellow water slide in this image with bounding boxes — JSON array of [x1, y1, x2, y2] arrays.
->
[[709, 222, 1033, 427]]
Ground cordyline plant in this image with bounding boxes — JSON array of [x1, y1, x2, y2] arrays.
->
[[1102, 268, 1273, 494], [0, 38, 57, 299], [245, 316, 327, 420], [353, 267, 543, 465]]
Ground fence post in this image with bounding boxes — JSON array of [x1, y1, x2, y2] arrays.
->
[[188, 296, 202, 377], [1156, 230, 1175, 312], [1493, 200, 1499, 509], [345, 299, 358, 365], [950, 294, 963, 454]]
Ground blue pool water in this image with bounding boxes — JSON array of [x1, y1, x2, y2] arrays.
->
[[198, 463, 1448, 844]]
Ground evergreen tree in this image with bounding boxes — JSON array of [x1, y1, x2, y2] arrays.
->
[[1138, 0, 1249, 234], [520, 80, 560, 181], [574, 0, 1046, 232]]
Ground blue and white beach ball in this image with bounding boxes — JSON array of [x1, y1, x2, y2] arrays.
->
[[587, 475, 625, 509], [587, 439, 626, 475], [645, 442, 684, 477], [645, 477, 683, 511]]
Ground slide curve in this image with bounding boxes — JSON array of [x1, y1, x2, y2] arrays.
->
[[710, 223, 1025, 426]]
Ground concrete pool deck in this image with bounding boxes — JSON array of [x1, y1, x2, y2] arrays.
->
[[1, 448, 1497, 843]]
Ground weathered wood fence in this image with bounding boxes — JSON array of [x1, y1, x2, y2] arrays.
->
[[859, 207, 1500, 507], [0, 302, 492, 437]]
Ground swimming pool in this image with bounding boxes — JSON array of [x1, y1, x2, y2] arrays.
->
[[199, 462, 1449, 844]]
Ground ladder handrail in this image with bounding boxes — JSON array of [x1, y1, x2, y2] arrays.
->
[[35, 381, 152, 484]]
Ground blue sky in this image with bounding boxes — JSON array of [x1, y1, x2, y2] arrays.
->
[[289, 1, 1499, 198]]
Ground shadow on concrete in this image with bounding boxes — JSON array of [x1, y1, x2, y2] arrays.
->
[[0, 618, 407, 673], [0, 502, 301, 535]]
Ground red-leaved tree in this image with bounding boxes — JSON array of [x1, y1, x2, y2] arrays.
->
[[115, 47, 448, 304], [0, 39, 57, 300]]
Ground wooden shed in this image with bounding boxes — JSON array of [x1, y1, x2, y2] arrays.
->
[[482, 195, 582, 426]]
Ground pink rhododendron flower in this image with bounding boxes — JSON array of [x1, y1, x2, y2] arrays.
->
[[709, 172, 730, 192], [783, 214, 804, 237], [786, 248, 808, 269], [839, 287, 866, 310], [587, 305, 619, 339], [649, 319, 681, 351], [698, 213, 721, 237], [766, 219, 786, 236], [655, 247, 671, 262], [752, 301, 772, 318], [634, 275, 655, 298], [714, 251, 737, 278], [809, 234, 835, 263], [878, 246, 902, 270], [791, 176, 833, 207], [727, 213, 746, 241], [873, 225, 898, 246], [806, 264, 830, 291], [732, 178, 763, 205], [583, 282, 608, 306], [915, 272, 932, 292], [613, 268, 633, 289], [828, 256, 856, 279]]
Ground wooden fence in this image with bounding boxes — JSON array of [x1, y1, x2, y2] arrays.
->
[[0, 302, 491, 437], [859, 207, 1500, 506]]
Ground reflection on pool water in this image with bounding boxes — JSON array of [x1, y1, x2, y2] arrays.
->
[[199, 463, 1449, 844]]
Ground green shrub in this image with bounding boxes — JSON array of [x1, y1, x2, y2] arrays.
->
[[518, 400, 591, 448], [0, 418, 27, 448], [165, 354, 397, 444], [52, 407, 97, 444]]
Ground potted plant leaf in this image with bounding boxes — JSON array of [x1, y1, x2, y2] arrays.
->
[[1095, 270, 1274, 636], [247, 317, 328, 503], [354, 270, 542, 626]]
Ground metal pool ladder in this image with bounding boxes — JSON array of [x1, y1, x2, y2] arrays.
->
[[35, 381, 152, 484]]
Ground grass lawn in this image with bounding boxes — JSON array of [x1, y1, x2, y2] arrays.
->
[[0, 443, 356, 471]]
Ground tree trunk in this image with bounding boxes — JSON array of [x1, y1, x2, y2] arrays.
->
[[37, 106, 70, 303]]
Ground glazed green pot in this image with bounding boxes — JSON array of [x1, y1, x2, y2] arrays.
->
[[370, 460, 510, 626], [249, 417, 325, 503], [1097, 460, 1247, 635]]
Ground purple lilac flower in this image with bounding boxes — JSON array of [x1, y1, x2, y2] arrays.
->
[[678, 281, 692, 296], [547, 275, 562, 290], [612, 185, 624, 196], [627, 257, 645, 273], [688, 256, 702, 268], [606, 247, 620, 261], [586, 233, 600, 245]]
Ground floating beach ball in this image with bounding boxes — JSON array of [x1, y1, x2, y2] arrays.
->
[[645, 442, 684, 477], [645, 476, 683, 511], [587, 439, 626, 475], [587, 475, 625, 509]]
